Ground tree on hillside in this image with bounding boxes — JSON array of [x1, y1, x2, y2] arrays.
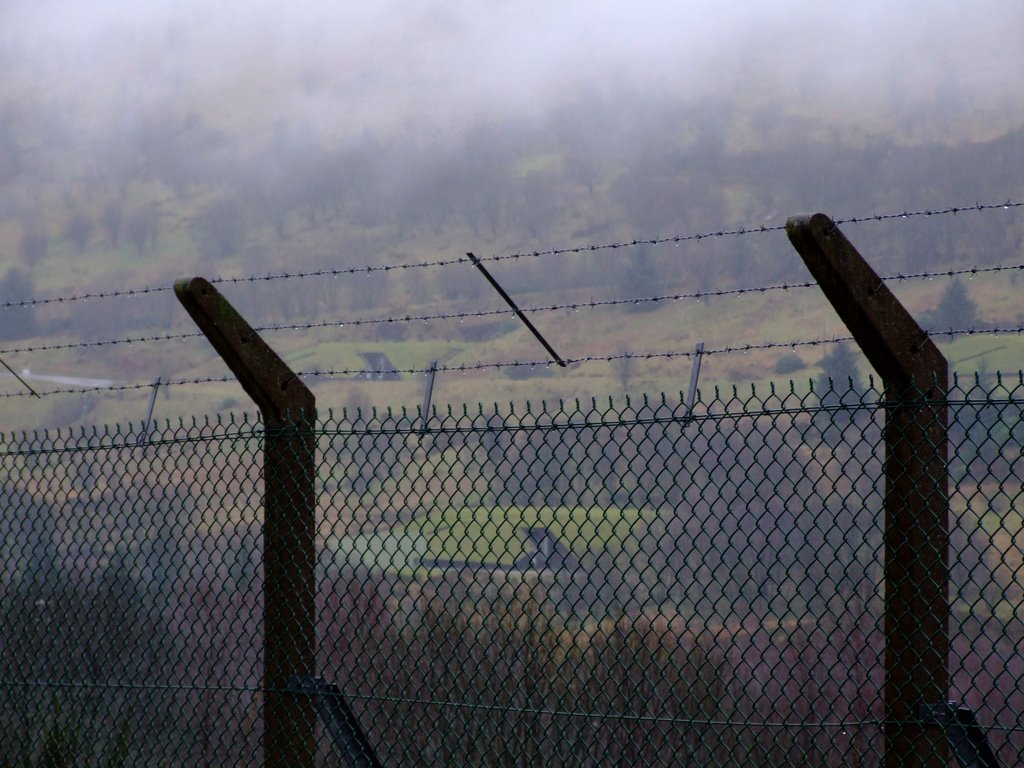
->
[[816, 342, 862, 401], [774, 352, 806, 376], [511, 173, 557, 240], [0, 267, 37, 339], [63, 210, 94, 252], [931, 278, 977, 331], [247, 183, 290, 240], [0, 110, 20, 183], [458, 125, 512, 238], [191, 198, 243, 260], [19, 220, 48, 269], [101, 200, 123, 246], [815, 342, 867, 444], [619, 245, 661, 312], [612, 349, 637, 391], [126, 205, 159, 256]]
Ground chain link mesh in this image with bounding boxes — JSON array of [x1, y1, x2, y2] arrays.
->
[[0, 375, 1021, 766]]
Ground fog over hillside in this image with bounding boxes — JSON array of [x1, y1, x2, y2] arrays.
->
[[4, 0, 1024, 144], [0, 0, 1022, 424]]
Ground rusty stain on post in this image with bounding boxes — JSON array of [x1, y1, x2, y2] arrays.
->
[[175, 276, 316, 768], [786, 215, 949, 768]]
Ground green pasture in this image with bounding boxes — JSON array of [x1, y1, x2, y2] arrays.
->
[[322, 504, 649, 575]]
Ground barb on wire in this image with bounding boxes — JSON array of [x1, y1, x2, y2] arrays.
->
[[0, 338, 855, 397], [6, 260, 1024, 359], [0, 330, 205, 357], [0, 283, 172, 311], [1, 288, 807, 356], [880, 262, 1024, 283], [4, 323, 1023, 399], [2, 199, 1019, 311], [0, 375, 235, 399], [249, 322, 1024, 377], [836, 200, 1023, 226]]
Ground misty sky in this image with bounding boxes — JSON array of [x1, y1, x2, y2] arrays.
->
[[5, 0, 1024, 143]]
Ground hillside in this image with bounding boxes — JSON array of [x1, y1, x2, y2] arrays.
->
[[0, 9, 1023, 430]]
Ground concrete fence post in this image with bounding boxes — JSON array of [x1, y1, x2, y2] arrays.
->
[[175, 276, 316, 768], [787, 215, 949, 768]]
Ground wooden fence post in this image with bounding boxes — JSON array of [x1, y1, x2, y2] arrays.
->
[[787, 214, 949, 768], [175, 276, 316, 768]]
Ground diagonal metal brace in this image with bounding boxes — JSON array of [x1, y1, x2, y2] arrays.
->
[[466, 253, 567, 367], [0, 356, 40, 398], [684, 342, 704, 423], [289, 677, 382, 768], [918, 702, 1000, 768]]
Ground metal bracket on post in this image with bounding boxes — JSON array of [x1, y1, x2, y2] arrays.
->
[[137, 376, 162, 445], [289, 677, 382, 768], [684, 342, 704, 423], [918, 702, 1000, 768], [175, 276, 316, 768], [419, 361, 437, 434], [786, 214, 949, 768]]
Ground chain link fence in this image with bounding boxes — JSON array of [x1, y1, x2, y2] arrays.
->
[[0, 374, 1021, 766]]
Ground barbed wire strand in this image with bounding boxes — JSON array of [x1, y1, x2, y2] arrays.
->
[[4, 261, 1024, 358], [4, 324, 1022, 399], [1, 199, 1020, 310]]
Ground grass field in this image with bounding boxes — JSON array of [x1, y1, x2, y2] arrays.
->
[[322, 503, 647, 576]]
